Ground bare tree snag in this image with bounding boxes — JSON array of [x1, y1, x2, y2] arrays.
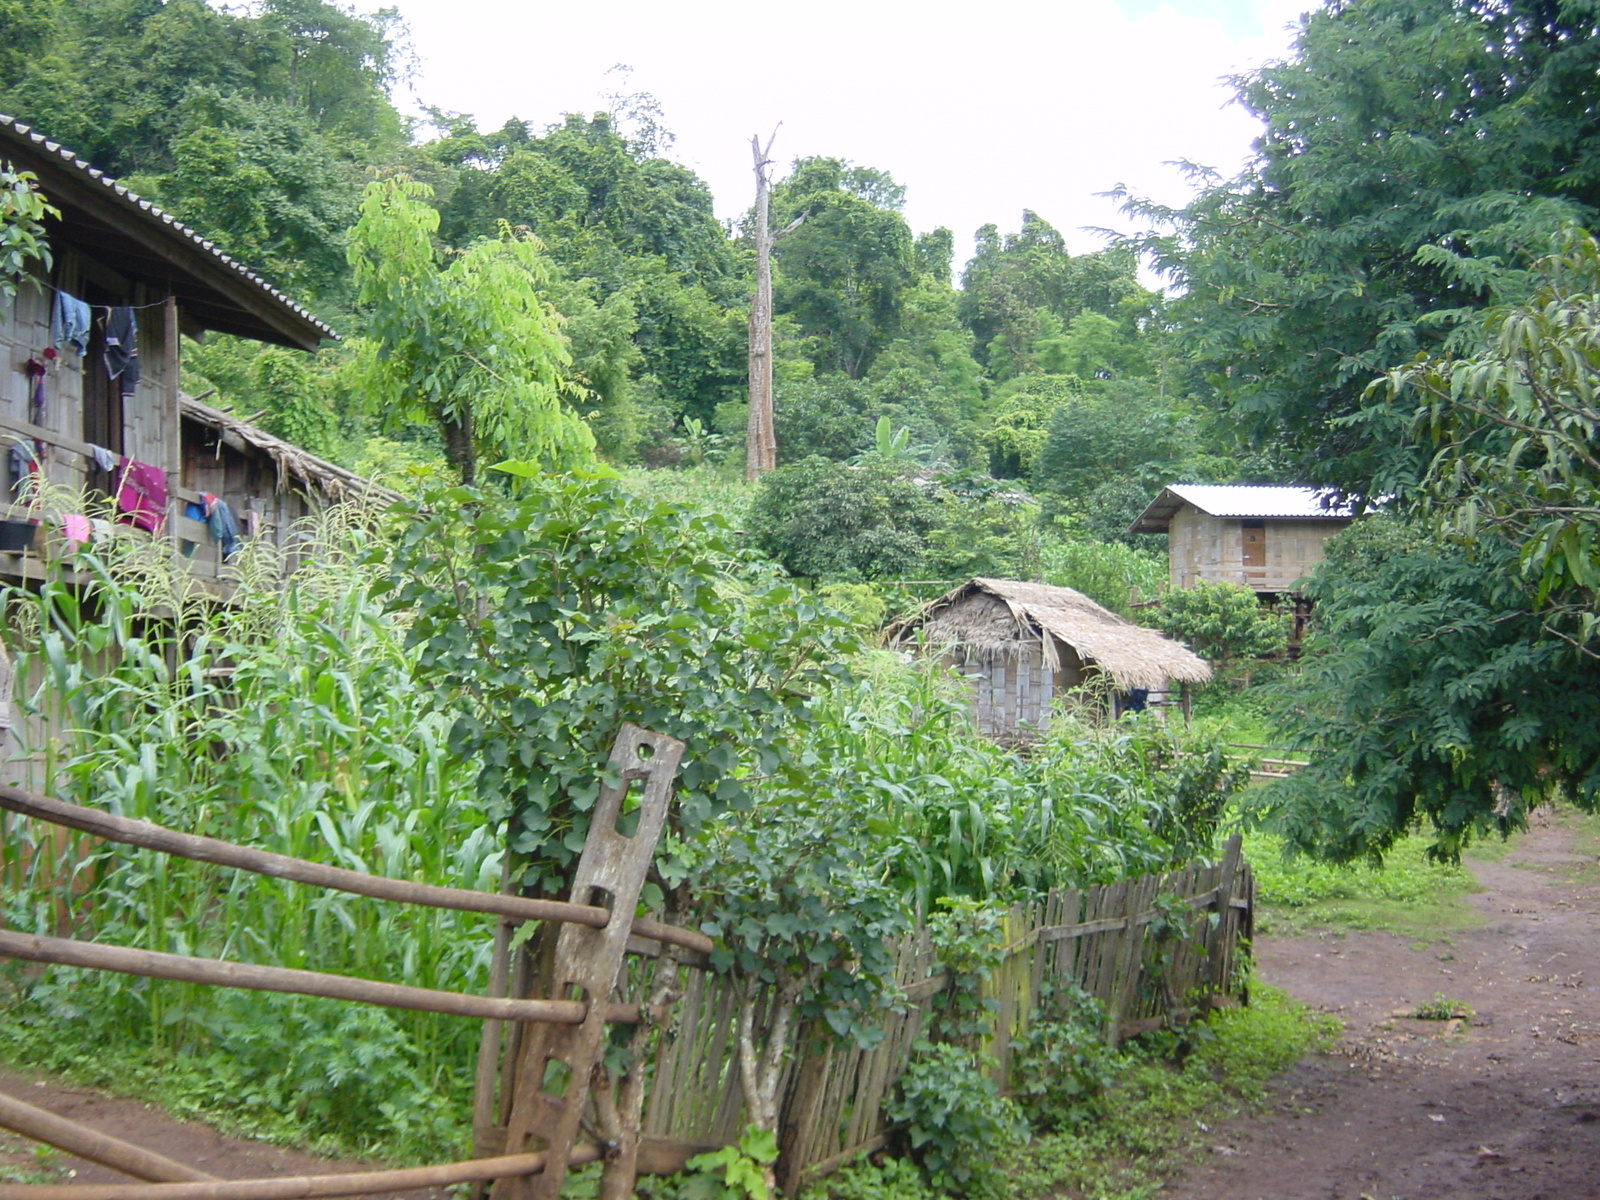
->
[[746, 129, 780, 481]]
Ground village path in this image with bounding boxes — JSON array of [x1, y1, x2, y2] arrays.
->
[[1165, 808, 1600, 1200]]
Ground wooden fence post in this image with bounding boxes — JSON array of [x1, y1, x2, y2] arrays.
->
[[493, 726, 684, 1200], [1206, 833, 1244, 997]]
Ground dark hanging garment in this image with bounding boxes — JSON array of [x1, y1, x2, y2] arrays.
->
[[103, 307, 140, 394]]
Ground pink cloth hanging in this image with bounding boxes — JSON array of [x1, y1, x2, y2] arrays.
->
[[61, 513, 91, 548], [114, 458, 168, 533]]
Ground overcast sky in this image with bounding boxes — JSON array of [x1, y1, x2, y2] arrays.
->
[[385, 0, 1313, 262]]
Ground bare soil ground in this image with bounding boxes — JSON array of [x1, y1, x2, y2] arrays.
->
[[1169, 809, 1600, 1200]]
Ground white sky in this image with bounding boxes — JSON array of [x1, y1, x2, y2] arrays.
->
[[385, 0, 1313, 263]]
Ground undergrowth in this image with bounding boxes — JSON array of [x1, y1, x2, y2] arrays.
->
[[799, 985, 1337, 1200]]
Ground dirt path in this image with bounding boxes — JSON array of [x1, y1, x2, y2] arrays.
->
[[1170, 810, 1600, 1200]]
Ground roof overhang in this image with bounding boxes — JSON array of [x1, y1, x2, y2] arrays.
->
[[0, 116, 335, 350]]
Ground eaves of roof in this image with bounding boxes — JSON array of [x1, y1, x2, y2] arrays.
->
[[0, 115, 336, 350]]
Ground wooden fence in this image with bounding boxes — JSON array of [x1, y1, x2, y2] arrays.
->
[[636, 836, 1253, 1189], [0, 744, 1252, 1196]]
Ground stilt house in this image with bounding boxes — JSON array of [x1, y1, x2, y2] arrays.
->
[[0, 114, 391, 594], [1128, 484, 1357, 597], [884, 578, 1212, 740]]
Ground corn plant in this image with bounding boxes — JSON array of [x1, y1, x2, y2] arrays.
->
[[0, 509, 490, 1158]]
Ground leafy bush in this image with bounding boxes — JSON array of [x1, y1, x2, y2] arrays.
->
[[747, 455, 939, 581], [886, 1041, 1027, 1195], [1038, 532, 1167, 615], [1153, 579, 1287, 669], [1007, 985, 1122, 1132], [797, 1156, 936, 1200]]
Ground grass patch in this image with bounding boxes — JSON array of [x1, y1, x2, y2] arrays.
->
[[1244, 829, 1484, 938]]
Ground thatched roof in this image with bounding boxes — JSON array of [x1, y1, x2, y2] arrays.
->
[[884, 577, 1212, 692], [181, 395, 403, 506]]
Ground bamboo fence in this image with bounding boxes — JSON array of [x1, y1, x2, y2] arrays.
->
[[637, 836, 1253, 1188]]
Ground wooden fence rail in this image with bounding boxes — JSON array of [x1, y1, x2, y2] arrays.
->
[[0, 746, 1252, 1194]]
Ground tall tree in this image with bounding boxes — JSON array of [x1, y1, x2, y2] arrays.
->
[[346, 177, 593, 482], [747, 130, 779, 479], [771, 157, 914, 379], [1123, 0, 1600, 497]]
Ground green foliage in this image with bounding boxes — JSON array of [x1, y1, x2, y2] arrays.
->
[[1261, 514, 1600, 863], [797, 1156, 936, 1200], [694, 783, 907, 1047], [1037, 534, 1166, 616], [1033, 381, 1223, 515], [382, 471, 860, 895], [886, 1041, 1027, 1196], [987, 985, 1339, 1199], [1412, 993, 1473, 1022], [791, 655, 1247, 912], [748, 456, 939, 582], [0, 165, 55, 297], [1243, 826, 1481, 937], [1007, 985, 1121, 1133], [1121, 0, 1600, 494], [926, 899, 1006, 1043], [683, 1126, 781, 1200], [347, 177, 594, 482], [816, 582, 888, 633], [772, 157, 916, 379], [1153, 580, 1286, 671], [1388, 231, 1600, 636], [0, 512, 490, 1162]]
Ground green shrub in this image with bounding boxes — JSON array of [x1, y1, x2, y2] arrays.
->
[[1007, 985, 1122, 1132], [887, 1042, 1027, 1195]]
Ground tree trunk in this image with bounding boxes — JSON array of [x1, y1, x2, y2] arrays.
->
[[442, 412, 477, 485], [746, 131, 778, 481]]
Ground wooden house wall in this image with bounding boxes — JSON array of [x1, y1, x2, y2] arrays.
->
[[1, 253, 178, 575], [1168, 504, 1351, 594], [957, 637, 1089, 739]]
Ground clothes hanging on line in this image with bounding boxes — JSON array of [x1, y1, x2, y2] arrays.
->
[[114, 457, 167, 533], [52, 291, 90, 355], [103, 307, 140, 396], [60, 513, 91, 548], [88, 444, 118, 473], [6, 443, 34, 500], [205, 495, 240, 559]]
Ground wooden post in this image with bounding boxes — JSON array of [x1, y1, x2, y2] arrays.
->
[[1206, 833, 1244, 997], [164, 295, 180, 555], [494, 726, 685, 1200], [746, 130, 779, 481]]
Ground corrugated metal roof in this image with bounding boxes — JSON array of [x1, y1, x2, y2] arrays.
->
[[1128, 484, 1357, 534], [0, 114, 336, 348]]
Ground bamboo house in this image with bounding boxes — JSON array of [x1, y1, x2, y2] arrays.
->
[[885, 578, 1212, 739]]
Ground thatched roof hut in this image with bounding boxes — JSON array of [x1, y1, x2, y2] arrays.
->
[[885, 578, 1211, 736]]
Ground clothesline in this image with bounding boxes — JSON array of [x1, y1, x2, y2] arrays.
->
[[21, 273, 174, 310]]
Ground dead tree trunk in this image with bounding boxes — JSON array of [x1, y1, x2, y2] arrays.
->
[[746, 130, 779, 481]]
